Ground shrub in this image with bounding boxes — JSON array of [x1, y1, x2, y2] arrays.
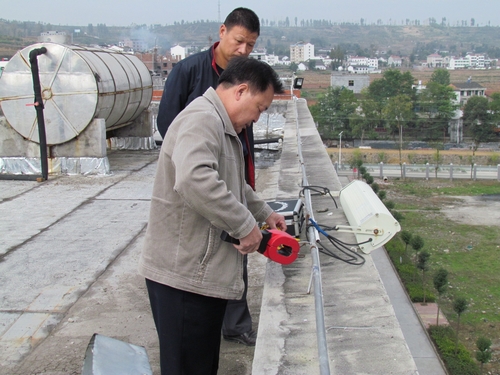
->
[[365, 175, 374, 184], [371, 183, 380, 193], [378, 190, 387, 200], [429, 325, 480, 375], [384, 200, 396, 210], [406, 282, 435, 303], [488, 153, 499, 166], [392, 210, 404, 222]]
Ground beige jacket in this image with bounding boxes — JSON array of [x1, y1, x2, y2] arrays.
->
[[138, 87, 273, 299]]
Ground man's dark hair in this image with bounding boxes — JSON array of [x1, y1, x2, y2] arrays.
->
[[218, 56, 283, 95], [224, 7, 260, 36]]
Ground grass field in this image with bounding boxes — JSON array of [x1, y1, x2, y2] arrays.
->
[[379, 178, 500, 372]]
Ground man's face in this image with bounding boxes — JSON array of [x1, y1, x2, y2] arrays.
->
[[218, 25, 258, 67], [232, 85, 274, 134]]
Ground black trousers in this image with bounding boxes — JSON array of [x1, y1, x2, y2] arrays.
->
[[146, 279, 228, 375], [222, 254, 252, 336]]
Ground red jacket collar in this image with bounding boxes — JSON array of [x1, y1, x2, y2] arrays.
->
[[211, 42, 221, 76]]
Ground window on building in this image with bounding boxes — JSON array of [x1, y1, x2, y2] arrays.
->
[[348, 80, 354, 86]]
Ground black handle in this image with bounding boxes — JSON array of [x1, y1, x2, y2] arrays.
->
[[220, 230, 272, 254]]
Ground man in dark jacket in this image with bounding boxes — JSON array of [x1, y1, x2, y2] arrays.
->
[[156, 7, 261, 346]]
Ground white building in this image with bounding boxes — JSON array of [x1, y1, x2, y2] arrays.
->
[[331, 71, 370, 94], [171, 45, 187, 60], [448, 54, 486, 70], [290, 42, 314, 63], [467, 54, 485, 69], [448, 57, 469, 70], [427, 53, 445, 67], [297, 62, 308, 71], [388, 55, 402, 67], [347, 56, 379, 69], [347, 56, 367, 66], [451, 80, 486, 106]]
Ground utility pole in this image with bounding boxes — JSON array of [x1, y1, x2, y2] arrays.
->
[[339, 131, 343, 170]]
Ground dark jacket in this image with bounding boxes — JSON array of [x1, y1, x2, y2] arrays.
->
[[157, 46, 218, 137], [156, 44, 254, 175]]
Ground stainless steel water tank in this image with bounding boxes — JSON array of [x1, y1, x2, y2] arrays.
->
[[0, 43, 153, 145]]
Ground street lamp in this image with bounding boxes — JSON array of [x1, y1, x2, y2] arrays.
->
[[338, 131, 343, 170]]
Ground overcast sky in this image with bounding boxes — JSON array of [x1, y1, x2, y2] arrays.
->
[[2, 0, 499, 27]]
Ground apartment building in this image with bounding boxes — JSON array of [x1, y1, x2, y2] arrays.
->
[[444, 53, 486, 70], [290, 42, 314, 63]]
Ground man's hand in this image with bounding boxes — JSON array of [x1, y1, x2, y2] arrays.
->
[[235, 224, 262, 255], [265, 212, 287, 232]]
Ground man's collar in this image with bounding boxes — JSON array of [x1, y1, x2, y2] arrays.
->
[[211, 42, 221, 76]]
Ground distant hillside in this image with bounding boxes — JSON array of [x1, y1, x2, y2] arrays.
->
[[1, 19, 500, 59]]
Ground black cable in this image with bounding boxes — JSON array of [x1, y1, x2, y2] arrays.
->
[[307, 218, 366, 266], [300, 185, 338, 209], [299, 185, 367, 264]]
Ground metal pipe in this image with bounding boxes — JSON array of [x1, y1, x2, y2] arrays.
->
[[294, 97, 331, 375], [2, 47, 51, 181], [29, 47, 48, 181]]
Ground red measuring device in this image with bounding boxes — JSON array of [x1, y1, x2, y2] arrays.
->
[[221, 229, 299, 265]]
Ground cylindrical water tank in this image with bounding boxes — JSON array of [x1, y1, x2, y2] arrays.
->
[[0, 43, 153, 145]]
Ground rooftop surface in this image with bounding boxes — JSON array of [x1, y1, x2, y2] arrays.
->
[[0, 99, 446, 374]]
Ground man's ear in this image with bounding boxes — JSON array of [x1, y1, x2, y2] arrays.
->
[[235, 84, 249, 101], [219, 24, 226, 39]]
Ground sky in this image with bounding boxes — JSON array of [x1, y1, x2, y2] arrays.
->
[[2, 0, 500, 27]]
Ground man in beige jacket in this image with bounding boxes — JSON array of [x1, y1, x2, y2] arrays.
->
[[139, 57, 286, 375]]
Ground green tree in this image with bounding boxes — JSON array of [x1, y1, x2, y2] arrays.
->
[[429, 68, 450, 85], [488, 92, 500, 124], [418, 82, 458, 142], [463, 96, 494, 150], [401, 230, 413, 254], [433, 149, 443, 178], [310, 87, 358, 140], [410, 234, 424, 254], [410, 234, 424, 280], [433, 268, 448, 325], [367, 69, 415, 102], [289, 62, 298, 73], [308, 59, 316, 70], [453, 297, 468, 354], [330, 45, 345, 70], [417, 251, 431, 303], [357, 92, 384, 142], [476, 337, 492, 374], [382, 94, 414, 177]]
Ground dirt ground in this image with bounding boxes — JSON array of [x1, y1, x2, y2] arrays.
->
[[329, 147, 499, 166], [441, 194, 500, 226]]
